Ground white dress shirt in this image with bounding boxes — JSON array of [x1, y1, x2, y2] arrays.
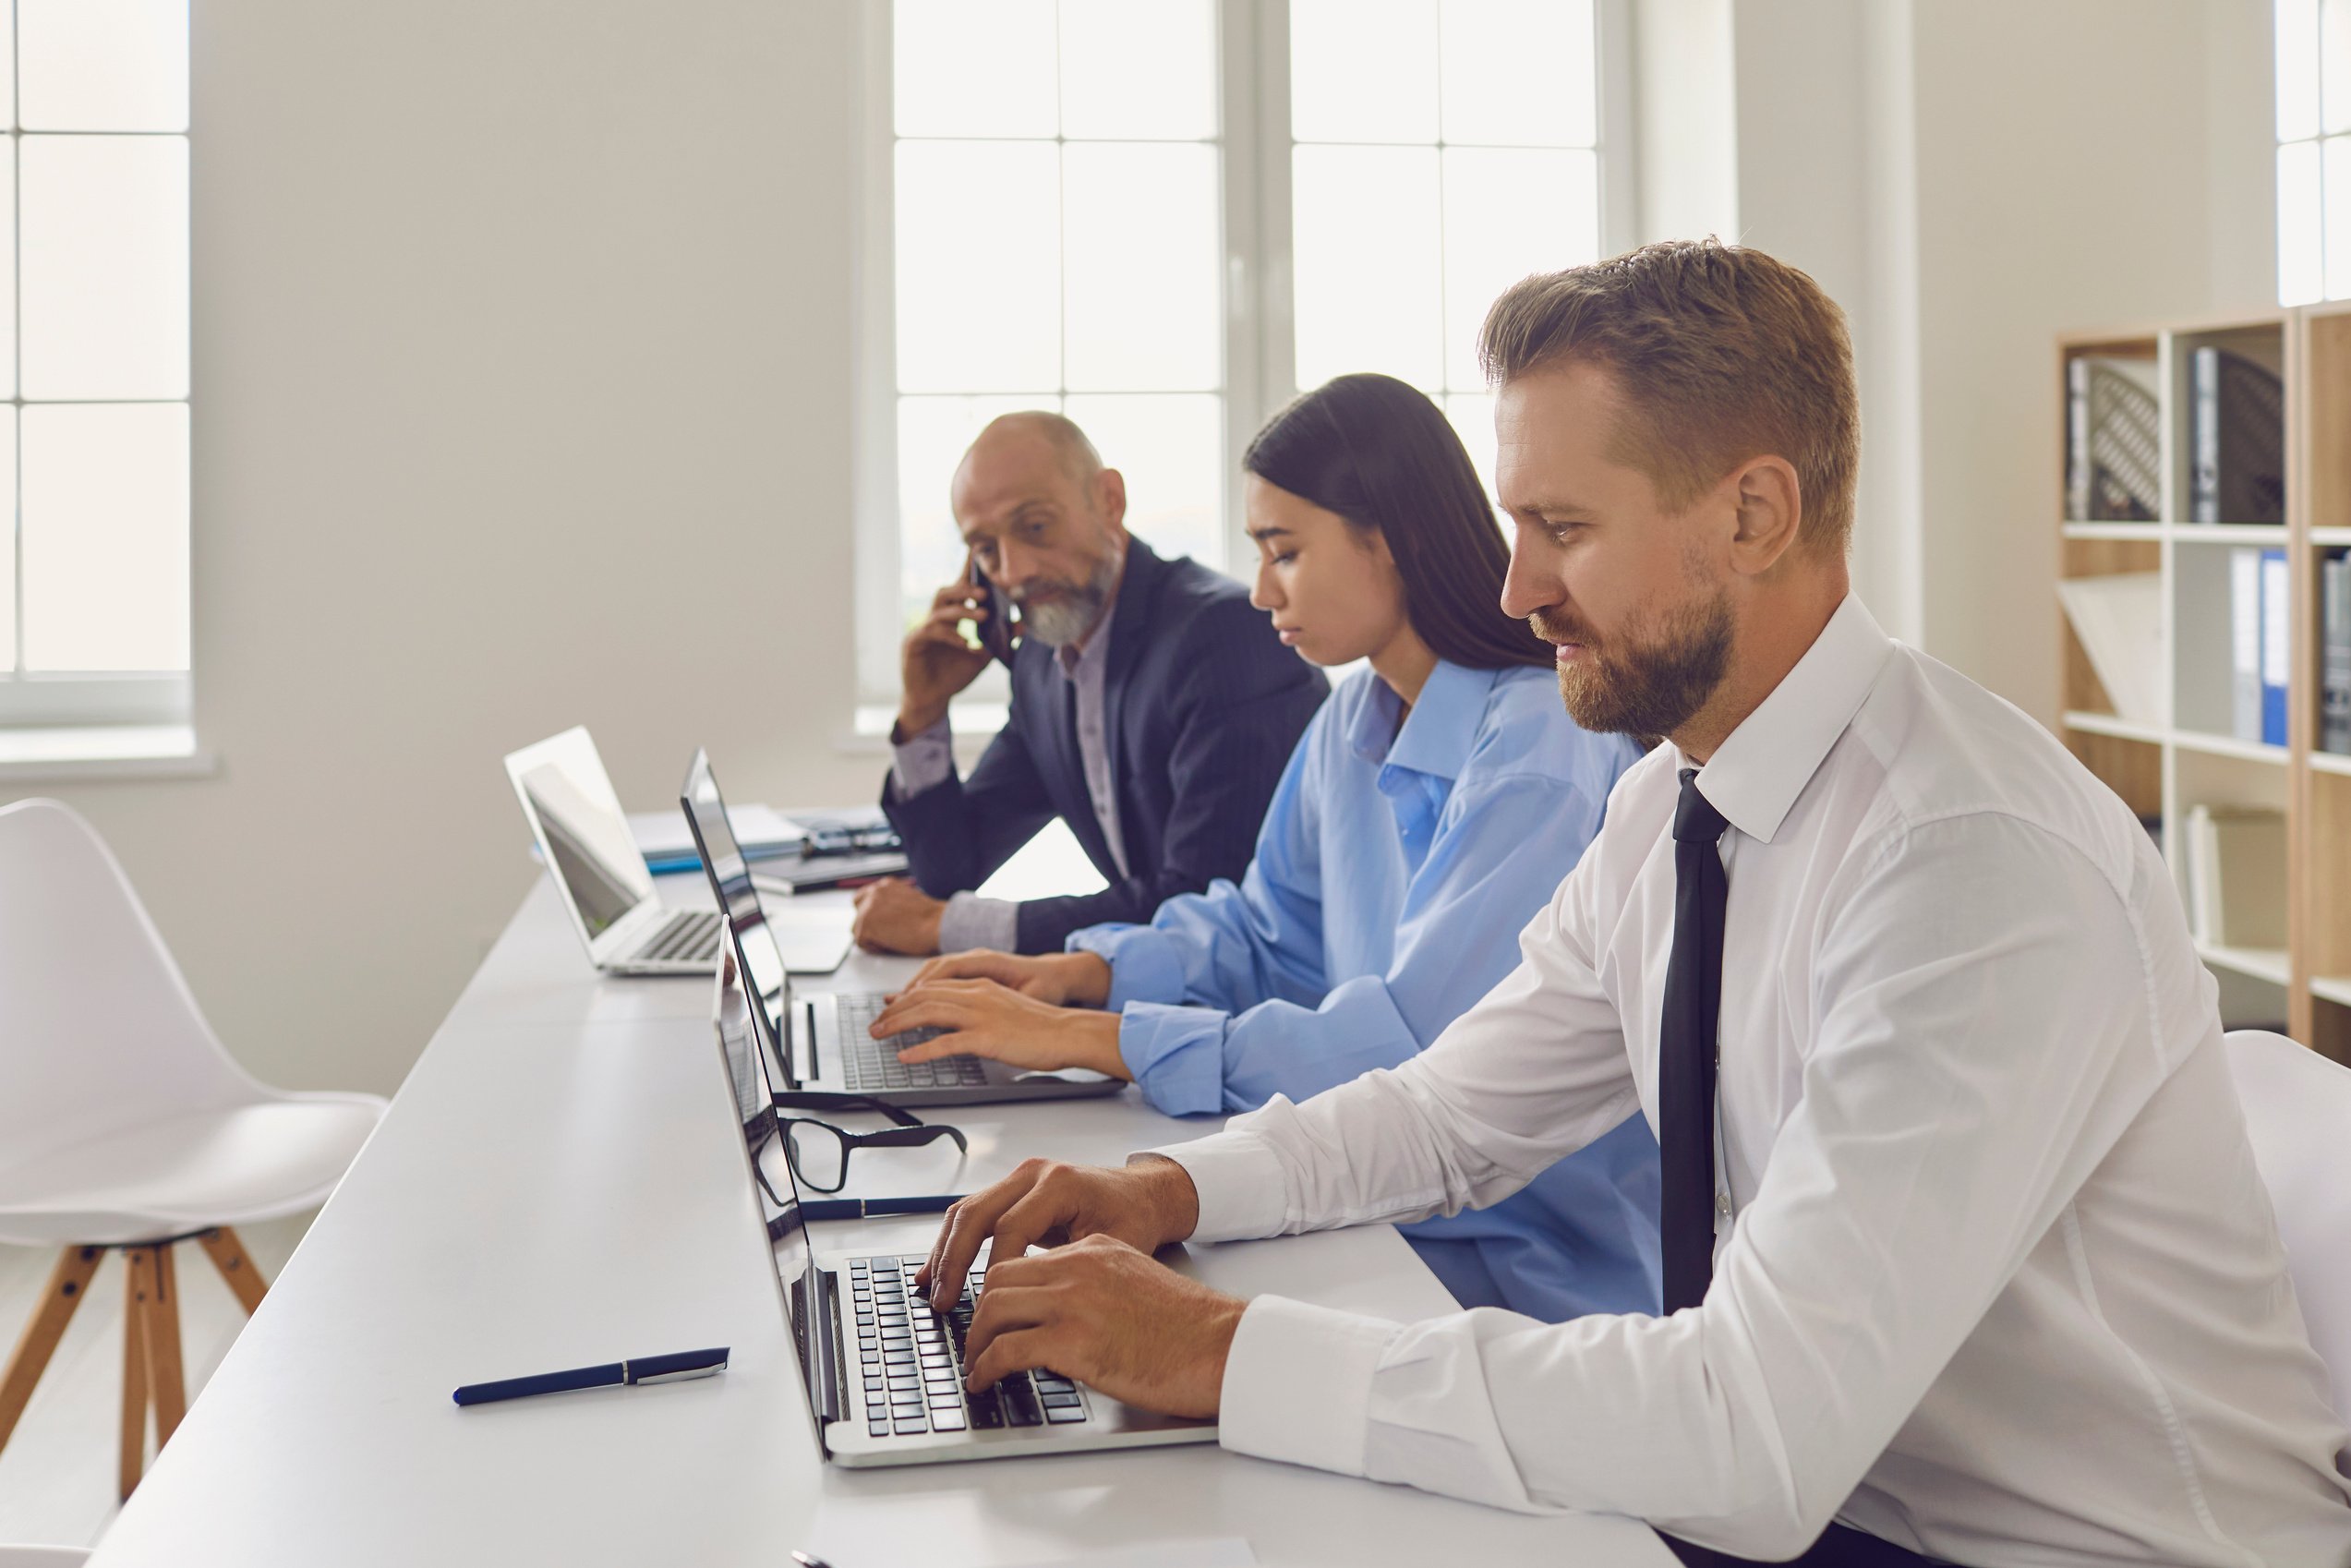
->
[[892, 597, 1127, 953], [1155, 596, 2351, 1564]]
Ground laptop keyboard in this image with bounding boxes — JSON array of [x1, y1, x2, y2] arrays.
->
[[835, 995, 987, 1092], [850, 1254, 1088, 1439], [639, 910, 723, 964]]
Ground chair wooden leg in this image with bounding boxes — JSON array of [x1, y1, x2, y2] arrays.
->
[[0, 1245, 104, 1462], [197, 1226, 270, 1316], [143, 1245, 186, 1448], [120, 1255, 150, 1501]]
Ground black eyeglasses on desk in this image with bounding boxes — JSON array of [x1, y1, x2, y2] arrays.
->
[[768, 1092, 968, 1194]]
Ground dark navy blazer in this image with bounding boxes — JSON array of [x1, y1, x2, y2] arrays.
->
[[882, 540, 1329, 955]]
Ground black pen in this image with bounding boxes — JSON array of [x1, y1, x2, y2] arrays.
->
[[799, 1193, 964, 1222], [452, 1346, 729, 1406]]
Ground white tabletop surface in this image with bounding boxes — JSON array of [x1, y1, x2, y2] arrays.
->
[[86, 872, 1670, 1567]]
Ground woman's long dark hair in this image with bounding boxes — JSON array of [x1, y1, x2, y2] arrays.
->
[[1242, 373, 1552, 671]]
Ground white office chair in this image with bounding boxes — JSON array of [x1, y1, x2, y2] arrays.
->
[[2224, 1029, 2351, 1436], [0, 800, 386, 1498]]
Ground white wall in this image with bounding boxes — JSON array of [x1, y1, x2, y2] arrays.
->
[[1908, 0, 2271, 718], [18, 1, 880, 1096], [1633, 0, 2276, 718]]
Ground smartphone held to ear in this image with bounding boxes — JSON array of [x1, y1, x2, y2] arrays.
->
[[964, 553, 1019, 667]]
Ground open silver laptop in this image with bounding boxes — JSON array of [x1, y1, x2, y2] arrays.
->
[[504, 726, 723, 975], [682, 747, 1121, 1108], [711, 960, 1216, 1466]]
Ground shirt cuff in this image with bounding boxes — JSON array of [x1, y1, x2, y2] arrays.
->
[[1067, 923, 1188, 1008], [1115, 1003, 1230, 1116], [1217, 1294, 1399, 1480], [889, 716, 955, 798], [1148, 1128, 1291, 1242], [938, 892, 1019, 954]]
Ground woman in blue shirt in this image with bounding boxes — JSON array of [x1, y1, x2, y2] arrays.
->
[[870, 373, 1659, 1321]]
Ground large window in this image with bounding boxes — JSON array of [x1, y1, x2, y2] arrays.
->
[[1, 0, 191, 731], [1289, 0, 1599, 500], [859, 0, 1612, 708]]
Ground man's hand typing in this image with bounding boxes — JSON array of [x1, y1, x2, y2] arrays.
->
[[959, 1234, 1242, 1420], [916, 1155, 1201, 1311]]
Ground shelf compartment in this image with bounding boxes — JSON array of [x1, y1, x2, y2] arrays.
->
[[2169, 729, 2291, 765], [2060, 522, 2168, 542], [2174, 751, 2292, 972], [2171, 323, 2287, 528], [2199, 942, 2292, 986], [2064, 338, 2163, 524], [2172, 541, 2288, 749], [2052, 712, 2292, 770], [2306, 310, 2351, 537], [2061, 710, 2166, 745], [2310, 750, 2351, 776], [2060, 723, 2161, 823], [2310, 975, 2351, 1007], [2309, 770, 2351, 992], [2172, 524, 2291, 545]]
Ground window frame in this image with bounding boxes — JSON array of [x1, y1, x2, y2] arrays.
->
[[0, 0, 194, 737], [851, 0, 1633, 717]]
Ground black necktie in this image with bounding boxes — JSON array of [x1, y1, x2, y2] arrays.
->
[[1661, 767, 1730, 1313]]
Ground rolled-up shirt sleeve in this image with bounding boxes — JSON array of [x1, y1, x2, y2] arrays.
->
[[1156, 816, 2172, 1558], [1151, 852, 1643, 1238], [1083, 753, 1610, 1119]]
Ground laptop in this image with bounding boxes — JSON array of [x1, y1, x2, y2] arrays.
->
[[504, 726, 724, 975], [682, 747, 1122, 1107], [710, 959, 1217, 1466]]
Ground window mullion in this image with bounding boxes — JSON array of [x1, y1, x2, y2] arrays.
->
[[1218, 0, 1268, 573], [855, 0, 905, 706], [1249, 0, 1295, 417]]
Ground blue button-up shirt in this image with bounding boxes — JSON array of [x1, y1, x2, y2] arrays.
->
[[1069, 660, 1661, 1321]]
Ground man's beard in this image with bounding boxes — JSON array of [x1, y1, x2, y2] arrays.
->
[[1531, 590, 1734, 740], [1012, 549, 1122, 648]]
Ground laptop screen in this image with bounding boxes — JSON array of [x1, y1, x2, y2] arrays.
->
[[713, 960, 833, 1437], [505, 728, 656, 939], [681, 749, 794, 1081]]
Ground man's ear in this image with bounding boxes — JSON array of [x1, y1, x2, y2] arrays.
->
[[1095, 467, 1129, 533], [1728, 456, 1802, 578]]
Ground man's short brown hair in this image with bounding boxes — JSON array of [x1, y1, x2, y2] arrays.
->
[[1477, 238, 1861, 558]]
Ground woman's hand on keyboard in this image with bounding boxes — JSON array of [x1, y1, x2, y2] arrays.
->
[[897, 949, 1112, 1008], [958, 1233, 1242, 1421], [868, 979, 1129, 1080]]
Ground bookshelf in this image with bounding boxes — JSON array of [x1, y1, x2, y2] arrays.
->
[[2057, 308, 2351, 1061]]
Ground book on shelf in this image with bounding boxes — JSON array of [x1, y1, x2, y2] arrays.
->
[[2188, 346, 2286, 525], [2232, 549, 2262, 742], [2056, 572, 2164, 726], [2183, 803, 2287, 950], [2324, 549, 2351, 756], [2066, 356, 2161, 522], [2229, 548, 2287, 746], [2261, 547, 2289, 747]]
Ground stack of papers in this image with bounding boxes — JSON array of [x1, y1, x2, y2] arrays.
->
[[628, 804, 806, 874]]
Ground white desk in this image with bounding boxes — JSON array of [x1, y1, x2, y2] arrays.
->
[[87, 874, 1670, 1567]]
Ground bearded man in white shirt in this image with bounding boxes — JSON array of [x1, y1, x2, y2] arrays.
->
[[910, 239, 2351, 1566]]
